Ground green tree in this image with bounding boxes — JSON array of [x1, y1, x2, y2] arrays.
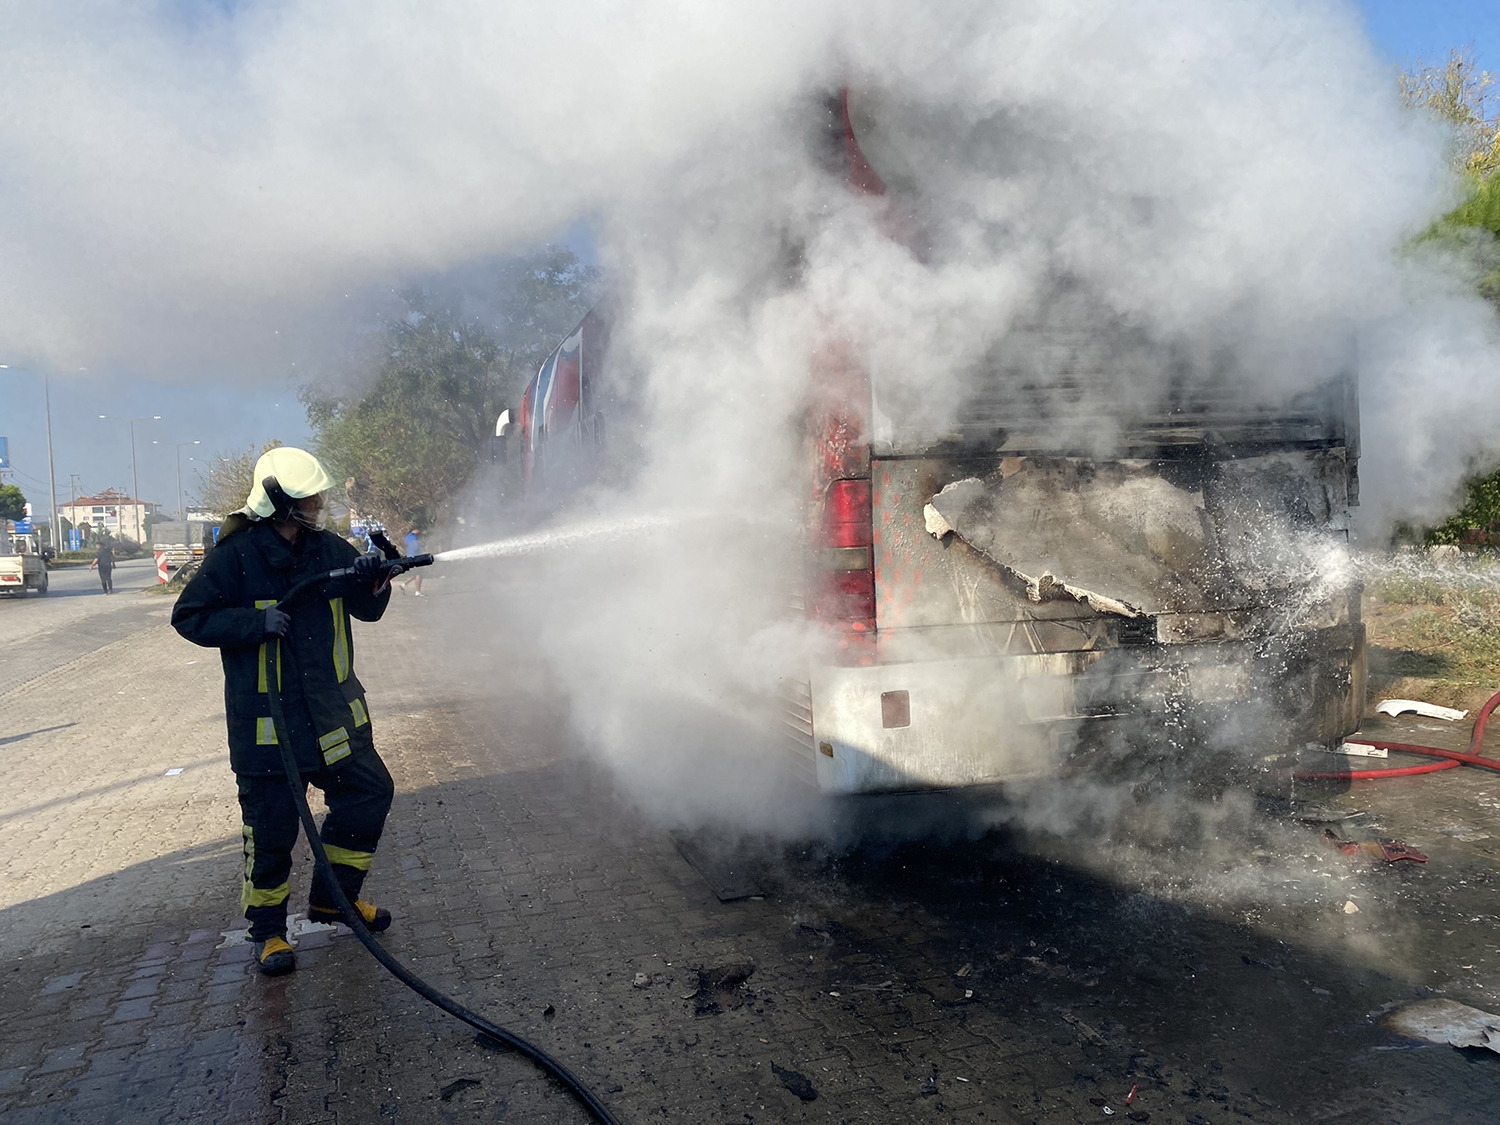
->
[[1426, 470, 1500, 545], [1403, 50, 1500, 300], [1401, 52, 1500, 543], [304, 248, 596, 530], [0, 483, 27, 522]]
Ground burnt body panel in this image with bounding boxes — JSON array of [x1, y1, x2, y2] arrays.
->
[[822, 429, 1365, 794], [807, 623, 1363, 795]]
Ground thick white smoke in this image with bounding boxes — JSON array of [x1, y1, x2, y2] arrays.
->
[[0, 0, 837, 369], [3, 2, 1487, 519], [6, 2, 1500, 827]]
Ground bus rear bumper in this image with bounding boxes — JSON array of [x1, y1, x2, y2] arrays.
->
[[802, 625, 1364, 795]]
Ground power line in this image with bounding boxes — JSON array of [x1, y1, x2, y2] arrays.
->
[[3, 467, 53, 492]]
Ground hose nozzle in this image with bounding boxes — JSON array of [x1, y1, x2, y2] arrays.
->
[[386, 553, 434, 576]]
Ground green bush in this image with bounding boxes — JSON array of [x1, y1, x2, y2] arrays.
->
[[1426, 469, 1500, 545], [1373, 575, 1448, 605]]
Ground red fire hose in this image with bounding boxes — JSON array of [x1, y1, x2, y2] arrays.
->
[[1293, 688, 1500, 781]]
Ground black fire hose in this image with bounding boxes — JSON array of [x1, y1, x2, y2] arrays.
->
[[264, 554, 624, 1125]]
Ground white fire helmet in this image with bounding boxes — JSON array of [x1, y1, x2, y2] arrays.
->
[[242, 447, 334, 529]]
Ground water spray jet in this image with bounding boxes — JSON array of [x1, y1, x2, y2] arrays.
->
[[435, 514, 684, 564]]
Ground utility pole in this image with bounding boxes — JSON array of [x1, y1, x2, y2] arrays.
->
[[98, 415, 159, 541], [65, 473, 80, 549], [0, 362, 59, 549]]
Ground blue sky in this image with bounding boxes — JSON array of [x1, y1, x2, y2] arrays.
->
[[1355, 0, 1500, 70], [0, 367, 308, 519], [3, 3, 1498, 524]]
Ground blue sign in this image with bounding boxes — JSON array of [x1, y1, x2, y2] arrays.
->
[[0, 436, 8, 469], [13, 517, 32, 534]]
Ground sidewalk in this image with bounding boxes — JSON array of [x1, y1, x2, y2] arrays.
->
[[2, 579, 1498, 1123]]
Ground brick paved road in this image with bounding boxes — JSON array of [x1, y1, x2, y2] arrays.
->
[[2, 565, 1498, 1123]]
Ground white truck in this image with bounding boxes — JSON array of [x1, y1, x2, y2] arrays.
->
[[151, 520, 213, 576], [0, 523, 49, 596]]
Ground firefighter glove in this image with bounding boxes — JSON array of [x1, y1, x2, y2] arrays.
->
[[352, 551, 386, 579], [263, 606, 291, 637]]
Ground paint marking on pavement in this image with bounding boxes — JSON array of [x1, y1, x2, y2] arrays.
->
[[216, 913, 339, 949]]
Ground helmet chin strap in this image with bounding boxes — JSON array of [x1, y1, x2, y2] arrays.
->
[[261, 475, 298, 522], [261, 475, 326, 531], [291, 506, 328, 532]]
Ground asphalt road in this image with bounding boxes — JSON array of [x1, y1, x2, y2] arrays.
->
[[0, 557, 1498, 1123], [0, 558, 172, 696]]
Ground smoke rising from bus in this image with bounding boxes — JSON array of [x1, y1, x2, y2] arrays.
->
[[2, 3, 1491, 524], [5, 3, 1500, 837]]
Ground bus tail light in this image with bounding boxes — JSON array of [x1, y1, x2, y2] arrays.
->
[[814, 479, 875, 641]]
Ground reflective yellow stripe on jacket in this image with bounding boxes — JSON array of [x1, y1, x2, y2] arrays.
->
[[330, 597, 349, 683], [319, 726, 351, 766], [254, 599, 282, 693]]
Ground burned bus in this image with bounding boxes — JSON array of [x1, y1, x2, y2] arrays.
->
[[507, 306, 612, 498], [510, 92, 1365, 798]]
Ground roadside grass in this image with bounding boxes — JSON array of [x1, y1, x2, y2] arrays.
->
[[1365, 564, 1500, 710]]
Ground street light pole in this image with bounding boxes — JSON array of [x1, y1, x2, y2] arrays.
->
[[43, 373, 59, 554], [130, 421, 141, 538], [175, 440, 199, 558], [127, 416, 159, 541], [174, 441, 199, 521]]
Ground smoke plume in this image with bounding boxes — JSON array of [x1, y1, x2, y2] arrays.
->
[[6, 2, 1500, 830]]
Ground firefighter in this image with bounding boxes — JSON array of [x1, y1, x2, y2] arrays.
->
[[172, 447, 395, 976]]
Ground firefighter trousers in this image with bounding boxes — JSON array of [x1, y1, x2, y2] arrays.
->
[[235, 748, 394, 941]]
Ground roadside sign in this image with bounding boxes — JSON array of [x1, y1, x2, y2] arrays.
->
[[13, 517, 32, 534]]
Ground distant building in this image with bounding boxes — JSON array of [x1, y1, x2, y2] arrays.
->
[[59, 489, 160, 543]]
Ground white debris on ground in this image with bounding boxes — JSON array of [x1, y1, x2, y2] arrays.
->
[[1375, 699, 1470, 722], [1386, 999, 1500, 1054]]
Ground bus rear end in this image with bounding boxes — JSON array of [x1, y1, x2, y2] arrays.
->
[[787, 315, 1365, 797]]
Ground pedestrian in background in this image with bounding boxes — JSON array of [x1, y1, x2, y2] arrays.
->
[[89, 540, 115, 594], [402, 526, 424, 596]]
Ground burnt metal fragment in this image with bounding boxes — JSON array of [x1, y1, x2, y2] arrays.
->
[[772, 1062, 818, 1101]]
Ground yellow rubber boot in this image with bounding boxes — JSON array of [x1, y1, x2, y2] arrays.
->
[[254, 935, 296, 976], [308, 899, 392, 932]]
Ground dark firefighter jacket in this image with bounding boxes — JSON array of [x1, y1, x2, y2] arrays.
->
[[171, 520, 391, 777]]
